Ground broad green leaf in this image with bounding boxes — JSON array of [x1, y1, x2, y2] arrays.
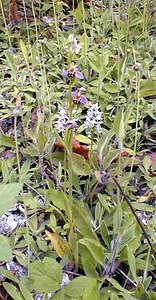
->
[[5, 51, 17, 75], [102, 149, 120, 169], [0, 183, 23, 217], [79, 238, 105, 265], [73, 204, 98, 240], [105, 83, 118, 93], [88, 59, 100, 73], [72, 153, 90, 176], [143, 156, 151, 172], [19, 159, 31, 179], [29, 257, 63, 293], [65, 276, 94, 297], [83, 279, 99, 300], [0, 133, 15, 147], [22, 145, 38, 156], [81, 33, 90, 53], [113, 109, 125, 149], [110, 293, 119, 300], [80, 247, 98, 278], [46, 189, 67, 211], [74, 3, 83, 22], [136, 258, 154, 271], [0, 235, 12, 261], [107, 278, 130, 294], [120, 294, 138, 300], [126, 245, 137, 282], [49, 290, 65, 300], [75, 134, 91, 145], [135, 282, 146, 299], [139, 79, 156, 98], [19, 282, 34, 300], [3, 282, 24, 300], [149, 291, 156, 300], [132, 202, 153, 212]]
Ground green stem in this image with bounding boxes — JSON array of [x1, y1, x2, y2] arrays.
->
[[68, 79, 73, 226], [130, 70, 141, 177], [14, 116, 20, 175], [0, 1, 11, 47], [88, 131, 94, 207], [143, 0, 147, 35]]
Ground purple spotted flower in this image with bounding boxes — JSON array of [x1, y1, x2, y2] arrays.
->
[[63, 63, 84, 79], [71, 88, 87, 105]]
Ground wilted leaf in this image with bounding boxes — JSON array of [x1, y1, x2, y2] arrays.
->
[[45, 228, 72, 259]]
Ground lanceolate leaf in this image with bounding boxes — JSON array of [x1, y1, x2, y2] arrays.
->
[[107, 278, 130, 294], [127, 245, 137, 282], [0, 235, 12, 262], [79, 238, 105, 265], [73, 204, 98, 240], [19, 282, 34, 300], [3, 282, 24, 300], [20, 40, 29, 69]]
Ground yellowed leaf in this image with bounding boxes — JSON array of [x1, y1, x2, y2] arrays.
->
[[45, 229, 72, 259]]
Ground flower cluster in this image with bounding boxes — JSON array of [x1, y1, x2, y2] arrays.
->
[[84, 103, 103, 135], [58, 42, 103, 137], [56, 107, 77, 135]]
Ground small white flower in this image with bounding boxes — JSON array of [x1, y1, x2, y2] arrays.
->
[[84, 103, 103, 135], [56, 107, 69, 135], [56, 107, 77, 135]]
